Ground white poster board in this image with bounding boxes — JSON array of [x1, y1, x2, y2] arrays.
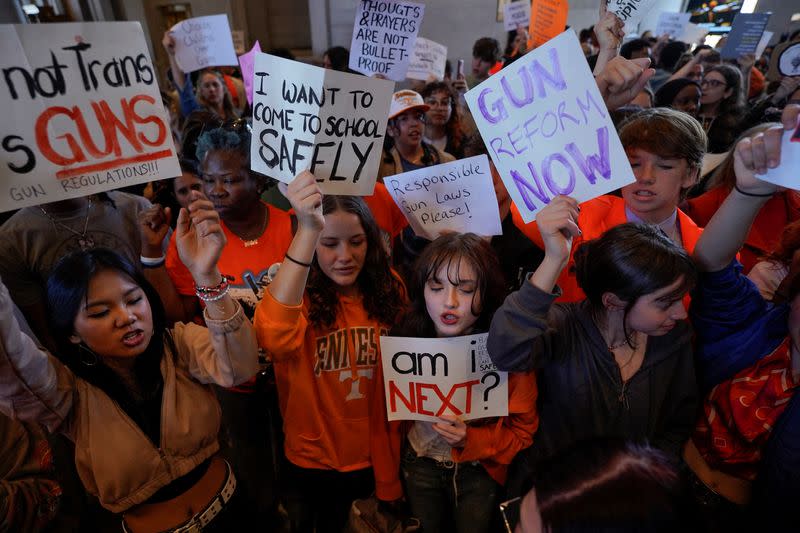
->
[[606, 0, 660, 31], [654, 12, 691, 39], [758, 119, 800, 191], [385, 155, 502, 240], [380, 333, 508, 422], [464, 30, 634, 224], [778, 43, 800, 77], [0, 22, 180, 212], [406, 37, 447, 82], [250, 53, 394, 195], [679, 23, 709, 46], [172, 14, 238, 72], [349, 0, 425, 81], [504, 1, 532, 32]]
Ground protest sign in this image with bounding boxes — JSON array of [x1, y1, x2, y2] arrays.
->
[[605, 0, 659, 31], [528, 0, 569, 49], [0, 22, 180, 212], [755, 31, 773, 60], [504, 1, 532, 32], [464, 30, 634, 224], [758, 118, 800, 190], [406, 37, 447, 82], [172, 14, 238, 72], [380, 333, 508, 422], [250, 53, 393, 195], [654, 12, 691, 39], [679, 23, 709, 46], [349, 0, 425, 82], [384, 155, 503, 240], [720, 12, 771, 60], [238, 40, 261, 105], [778, 43, 800, 77], [231, 30, 245, 54]]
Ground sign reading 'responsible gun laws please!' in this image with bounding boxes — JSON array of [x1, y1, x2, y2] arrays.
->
[[0, 22, 180, 212]]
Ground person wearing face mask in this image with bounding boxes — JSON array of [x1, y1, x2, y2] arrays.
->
[[253, 172, 406, 532], [162, 31, 239, 122]]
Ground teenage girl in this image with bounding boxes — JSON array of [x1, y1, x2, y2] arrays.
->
[[489, 196, 699, 497], [253, 171, 406, 533], [378, 232, 538, 533]]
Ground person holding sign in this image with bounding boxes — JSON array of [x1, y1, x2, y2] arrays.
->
[[162, 31, 240, 122], [512, 108, 706, 304], [253, 172, 405, 533], [0, 196, 259, 531], [489, 197, 698, 498], [685, 105, 800, 525], [375, 232, 537, 533]]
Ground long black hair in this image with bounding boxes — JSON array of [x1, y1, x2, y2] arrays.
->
[[307, 196, 405, 328], [46, 249, 170, 412], [392, 233, 507, 338]]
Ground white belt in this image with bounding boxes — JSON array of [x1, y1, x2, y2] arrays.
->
[[172, 462, 237, 533]]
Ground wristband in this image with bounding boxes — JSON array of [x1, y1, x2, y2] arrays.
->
[[195, 275, 230, 301], [733, 184, 774, 198], [285, 253, 312, 268], [141, 255, 166, 268]]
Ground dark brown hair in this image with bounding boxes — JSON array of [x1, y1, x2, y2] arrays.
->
[[705, 64, 744, 116], [706, 122, 778, 191], [618, 108, 707, 171], [392, 233, 506, 337], [420, 81, 464, 157], [307, 196, 405, 328], [573, 223, 696, 345], [195, 69, 238, 120]]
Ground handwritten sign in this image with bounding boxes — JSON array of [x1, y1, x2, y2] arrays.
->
[[385, 155, 502, 240], [406, 37, 447, 82], [464, 30, 634, 224], [758, 118, 800, 191], [720, 12, 771, 60], [679, 23, 709, 46], [0, 22, 180, 212], [528, 0, 569, 49], [380, 333, 508, 422], [655, 12, 691, 39], [606, 0, 659, 31], [349, 0, 425, 81], [238, 40, 261, 105], [250, 53, 393, 195], [504, 1, 532, 32], [172, 14, 238, 72]]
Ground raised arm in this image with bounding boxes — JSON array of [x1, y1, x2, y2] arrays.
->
[[487, 197, 580, 371], [592, 1, 624, 74], [162, 31, 200, 117], [595, 56, 655, 111], [266, 171, 324, 306], [139, 204, 187, 324], [693, 105, 800, 272]]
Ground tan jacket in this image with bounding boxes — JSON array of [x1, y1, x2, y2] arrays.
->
[[0, 280, 259, 513], [377, 145, 456, 182]]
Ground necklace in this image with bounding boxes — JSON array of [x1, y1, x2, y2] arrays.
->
[[235, 205, 268, 248], [39, 199, 95, 251]]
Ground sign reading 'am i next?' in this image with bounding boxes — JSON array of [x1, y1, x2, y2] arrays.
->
[[0, 22, 180, 213]]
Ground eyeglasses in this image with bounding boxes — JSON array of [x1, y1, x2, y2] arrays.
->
[[700, 79, 726, 89], [395, 112, 426, 125]]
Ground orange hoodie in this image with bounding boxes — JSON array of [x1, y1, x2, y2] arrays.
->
[[511, 195, 703, 303], [254, 286, 397, 476], [370, 361, 539, 499]]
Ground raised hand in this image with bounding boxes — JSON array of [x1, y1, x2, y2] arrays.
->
[[287, 171, 324, 233], [733, 104, 800, 194], [536, 195, 581, 266], [176, 191, 227, 285], [595, 56, 655, 111], [161, 31, 176, 56], [138, 204, 171, 258], [594, 2, 624, 54]]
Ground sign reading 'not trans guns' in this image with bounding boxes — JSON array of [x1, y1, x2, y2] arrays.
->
[[464, 30, 634, 223]]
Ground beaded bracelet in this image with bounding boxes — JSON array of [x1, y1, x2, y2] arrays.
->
[[195, 275, 231, 301]]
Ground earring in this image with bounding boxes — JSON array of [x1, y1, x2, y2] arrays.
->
[[78, 344, 98, 367]]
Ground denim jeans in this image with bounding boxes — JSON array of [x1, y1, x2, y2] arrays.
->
[[401, 447, 499, 533]]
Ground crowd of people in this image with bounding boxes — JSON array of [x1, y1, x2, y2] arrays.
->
[[1, 5, 800, 533]]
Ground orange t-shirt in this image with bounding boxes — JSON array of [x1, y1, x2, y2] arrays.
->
[[254, 284, 398, 475], [166, 203, 294, 318], [511, 195, 702, 303]]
